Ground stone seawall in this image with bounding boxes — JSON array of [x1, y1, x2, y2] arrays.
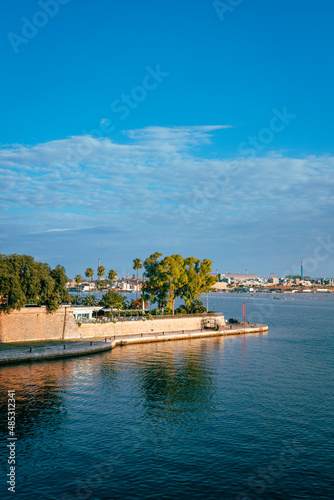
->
[[0, 307, 225, 343], [0, 306, 78, 343], [0, 325, 268, 365], [75, 315, 225, 339]]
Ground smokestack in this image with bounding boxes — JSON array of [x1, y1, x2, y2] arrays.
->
[[301, 261, 303, 277]]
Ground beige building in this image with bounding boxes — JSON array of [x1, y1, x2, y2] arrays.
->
[[212, 282, 227, 290], [268, 277, 279, 285]]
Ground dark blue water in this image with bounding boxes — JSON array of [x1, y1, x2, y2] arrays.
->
[[0, 294, 333, 500]]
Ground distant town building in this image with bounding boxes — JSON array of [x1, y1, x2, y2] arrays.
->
[[268, 277, 279, 285], [222, 273, 260, 282], [212, 282, 227, 291]]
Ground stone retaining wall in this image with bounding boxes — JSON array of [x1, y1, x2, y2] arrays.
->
[[0, 307, 225, 343], [75, 315, 225, 339], [0, 307, 78, 343]]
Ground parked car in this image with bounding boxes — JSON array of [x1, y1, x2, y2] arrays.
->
[[228, 318, 240, 324]]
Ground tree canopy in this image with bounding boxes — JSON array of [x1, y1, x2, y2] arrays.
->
[[142, 252, 167, 308], [85, 268, 94, 281], [133, 258, 143, 272], [74, 274, 83, 295], [133, 258, 143, 299], [0, 252, 217, 315], [142, 253, 217, 314], [182, 257, 217, 311], [100, 290, 126, 310], [108, 269, 117, 281], [97, 266, 105, 278], [0, 254, 68, 312]]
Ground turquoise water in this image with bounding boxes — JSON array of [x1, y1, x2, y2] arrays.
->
[[0, 294, 333, 499]]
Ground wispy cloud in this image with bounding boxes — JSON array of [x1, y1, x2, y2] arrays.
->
[[1, 125, 333, 274]]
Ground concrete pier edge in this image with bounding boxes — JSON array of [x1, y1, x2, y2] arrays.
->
[[0, 324, 268, 365]]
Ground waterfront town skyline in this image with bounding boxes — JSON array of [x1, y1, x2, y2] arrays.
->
[[67, 255, 334, 286], [67, 268, 334, 295]]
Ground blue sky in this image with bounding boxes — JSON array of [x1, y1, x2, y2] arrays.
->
[[1, 0, 334, 278]]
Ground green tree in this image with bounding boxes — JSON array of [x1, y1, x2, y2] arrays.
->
[[158, 255, 188, 315], [15, 254, 43, 301], [83, 294, 97, 306], [142, 252, 167, 308], [129, 298, 148, 310], [97, 265, 105, 300], [74, 274, 83, 296], [133, 258, 143, 300], [85, 267, 94, 287], [182, 257, 217, 312], [142, 253, 187, 315], [50, 265, 68, 301], [0, 254, 68, 312], [142, 253, 217, 315], [39, 264, 57, 308], [100, 290, 125, 310], [108, 269, 117, 285], [97, 266, 105, 278], [69, 294, 82, 305]]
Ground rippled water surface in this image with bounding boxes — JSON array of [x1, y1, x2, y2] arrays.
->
[[0, 294, 333, 499]]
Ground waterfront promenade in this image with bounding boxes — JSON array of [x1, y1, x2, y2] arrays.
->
[[0, 323, 268, 365]]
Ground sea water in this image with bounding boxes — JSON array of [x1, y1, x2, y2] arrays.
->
[[0, 293, 333, 499]]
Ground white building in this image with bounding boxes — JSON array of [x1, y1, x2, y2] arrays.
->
[[72, 306, 101, 321]]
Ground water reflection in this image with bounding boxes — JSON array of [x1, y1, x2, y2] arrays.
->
[[0, 361, 70, 439], [137, 343, 216, 421], [0, 301, 332, 500], [99, 359, 119, 388]]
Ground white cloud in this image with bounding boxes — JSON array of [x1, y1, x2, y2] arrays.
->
[[0, 125, 334, 275]]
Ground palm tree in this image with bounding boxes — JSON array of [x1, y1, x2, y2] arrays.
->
[[74, 274, 83, 296], [83, 294, 97, 306], [85, 268, 94, 290], [108, 269, 118, 288], [133, 258, 143, 300], [97, 265, 105, 300]]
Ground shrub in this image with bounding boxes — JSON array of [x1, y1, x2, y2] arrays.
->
[[175, 305, 188, 315]]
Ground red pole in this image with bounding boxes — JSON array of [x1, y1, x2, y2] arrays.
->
[[243, 302, 246, 325]]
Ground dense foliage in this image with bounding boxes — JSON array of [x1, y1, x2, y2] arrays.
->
[[142, 253, 217, 314], [99, 290, 126, 310], [0, 254, 68, 312], [0, 252, 216, 316]]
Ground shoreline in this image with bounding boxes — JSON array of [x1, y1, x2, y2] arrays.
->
[[0, 324, 268, 365]]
